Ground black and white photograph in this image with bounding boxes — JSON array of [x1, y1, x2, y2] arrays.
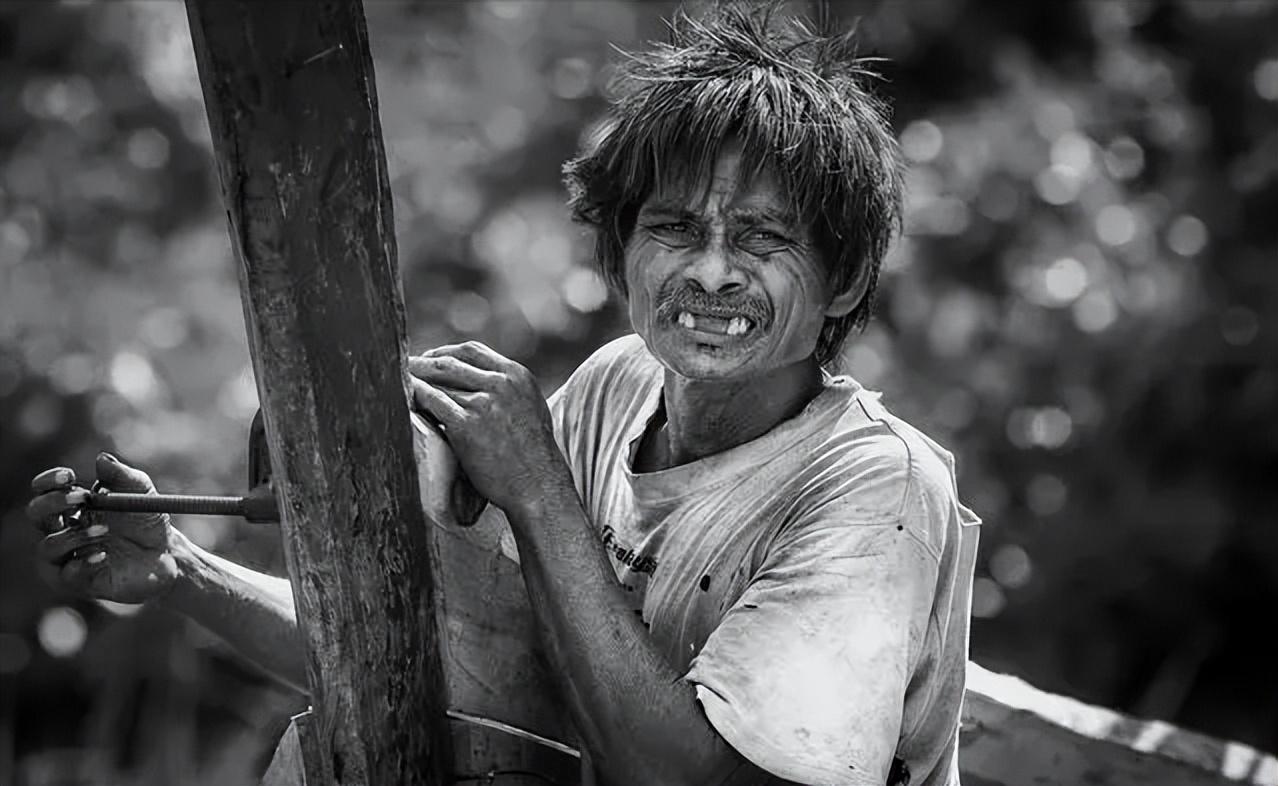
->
[[0, 1, 1275, 784]]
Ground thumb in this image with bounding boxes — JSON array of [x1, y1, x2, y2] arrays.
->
[[95, 452, 156, 494]]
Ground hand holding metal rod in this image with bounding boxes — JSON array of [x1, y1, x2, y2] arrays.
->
[[79, 408, 281, 524], [83, 484, 281, 523]]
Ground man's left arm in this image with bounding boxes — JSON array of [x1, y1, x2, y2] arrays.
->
[[409, 343, 773, 785]]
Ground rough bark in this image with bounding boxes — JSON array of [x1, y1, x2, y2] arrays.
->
[[184, 1, 449, 783]]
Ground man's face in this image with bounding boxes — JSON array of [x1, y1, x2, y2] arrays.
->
[[624, 147, 837, 381]]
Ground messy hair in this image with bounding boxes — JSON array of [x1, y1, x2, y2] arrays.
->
[[563, 1, 905, 368]]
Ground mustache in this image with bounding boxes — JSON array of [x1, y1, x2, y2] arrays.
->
[[655, 283, 771, 325]]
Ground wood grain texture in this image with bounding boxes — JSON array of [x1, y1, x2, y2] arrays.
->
[[962, 662, 1278, 786], [184, 1, 450, 783]]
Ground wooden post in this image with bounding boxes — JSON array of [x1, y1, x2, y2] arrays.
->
[[184, 1, 450, 784]]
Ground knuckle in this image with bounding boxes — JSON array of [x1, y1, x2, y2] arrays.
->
[[508, 369, 533, 390]]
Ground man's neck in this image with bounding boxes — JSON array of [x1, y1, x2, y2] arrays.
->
[[654, 357, 824, 470]]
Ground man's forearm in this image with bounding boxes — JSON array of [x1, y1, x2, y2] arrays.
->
[[504, 474, 762, 785], [161, 532, 308, 692]]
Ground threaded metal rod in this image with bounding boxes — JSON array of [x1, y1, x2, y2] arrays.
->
[[83, 488, 281, 522], [86, 492, 247, 517]]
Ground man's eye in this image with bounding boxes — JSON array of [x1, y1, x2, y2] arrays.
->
[[655, 222, 692, 235], [740, 229, 790, 247], [646, 222, 697, 243]]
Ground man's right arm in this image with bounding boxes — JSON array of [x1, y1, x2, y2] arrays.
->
[[162, 533, 308, 693], [27, 454, 308, 695]]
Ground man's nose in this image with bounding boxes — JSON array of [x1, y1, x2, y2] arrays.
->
[[683, 243, 747, 296]]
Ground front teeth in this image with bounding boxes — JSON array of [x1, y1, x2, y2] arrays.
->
[[676, 311, 752, 335]]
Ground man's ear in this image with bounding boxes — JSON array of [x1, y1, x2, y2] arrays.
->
[[824, 261, 872, 318]]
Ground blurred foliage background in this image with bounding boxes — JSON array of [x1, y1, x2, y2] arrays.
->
[[1, 0, 1275, 783]]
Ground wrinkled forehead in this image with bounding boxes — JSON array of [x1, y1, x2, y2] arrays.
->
[[645, 144, 798, 223]]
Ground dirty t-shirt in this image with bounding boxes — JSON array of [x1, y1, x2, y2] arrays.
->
[[532, 334, 980, 786]]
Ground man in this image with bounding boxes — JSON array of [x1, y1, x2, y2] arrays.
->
[[27, 4, 979, 785]]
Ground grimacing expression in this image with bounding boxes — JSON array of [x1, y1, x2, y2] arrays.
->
[[623, 147, 853, 381]]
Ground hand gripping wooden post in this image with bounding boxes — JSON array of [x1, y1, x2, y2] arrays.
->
[[184, 1, 450, 783]]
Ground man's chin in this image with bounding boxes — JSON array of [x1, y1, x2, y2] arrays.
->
[[650, 335, 760, 381]]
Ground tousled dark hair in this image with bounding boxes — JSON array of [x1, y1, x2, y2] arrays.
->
[[563, 1, 905, 368]]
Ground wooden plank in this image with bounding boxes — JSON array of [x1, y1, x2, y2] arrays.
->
[[416, 418, 576, 748], [961, 662, 1278, 786], [184, 1, 450, 783]]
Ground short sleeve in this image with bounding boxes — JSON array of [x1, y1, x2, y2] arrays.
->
[[685, 521, 939, 786], [547, 382, 569, 452]]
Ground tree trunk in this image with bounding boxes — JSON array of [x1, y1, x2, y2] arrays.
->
[[184, 1, 449, 783]]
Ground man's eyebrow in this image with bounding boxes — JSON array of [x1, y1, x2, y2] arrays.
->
[[637, 202, 698, 220], [729, 206, 799, 228]]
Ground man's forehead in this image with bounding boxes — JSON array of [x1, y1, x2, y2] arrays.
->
[[643, 158, 795, 223]]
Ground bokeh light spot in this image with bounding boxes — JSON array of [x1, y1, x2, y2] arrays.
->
[[972, 577, 1007, 618], [1026, 473, 1069, 516], [1221, 306, 1259, 346], [1166, 214, 1208, 256], [0, 220, 34, 261], [990, 544, 1033, 589], [561, 268, 609, 313], [1104, 136, 1145, 180], [1042, 257, 1089, 305], [550, 57, 594, 100], [18, 393, 62, 439], [21, 75, 98, 123], [109, 351, 161, 406], [1253, 58, 1278, 101], [1096, 204, 1137, 246], [126, 127, 171, 170], [1034, 165, 1082, 205], [1073, 290, 1119, 333], [1050, 132, 1094, 173], [38, 606, 88, 658], [446, 291, 492, 333], [49, 353, 97, 396], [138, 307, 190, 350], [1007, 406, 1073, 449], [900, 120, 943, 163]]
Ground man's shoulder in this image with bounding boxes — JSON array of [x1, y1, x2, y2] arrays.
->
[[548, 334, 659, 453], [579, 332, 654, 375], [558, 333, 658, 402], [801, 390, 978, 559]]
